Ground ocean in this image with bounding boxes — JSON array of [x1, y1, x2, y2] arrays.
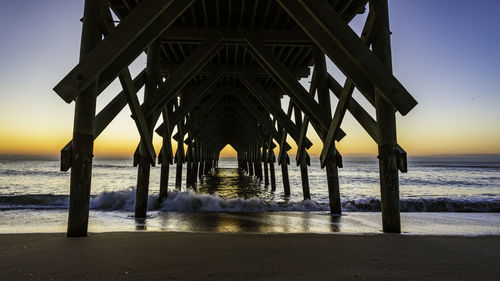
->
[[1, 157, 499, 235]]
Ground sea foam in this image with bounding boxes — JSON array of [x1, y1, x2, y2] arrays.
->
[[1, 190, 499, 212]]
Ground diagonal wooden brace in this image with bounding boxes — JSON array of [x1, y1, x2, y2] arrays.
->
[[320, 80, 355, 167], [155, 70, 225, 133], [60, 70, 146, 171], [277, 0, 417, 115], [55, 0, 195, 103], [142, 32, 225, 116], [119, 68, 156, 166], [237, 71, 313, 149], [243, 31, 331, 133], [328, 75, 407, 173], [236, 94, 292, 151]]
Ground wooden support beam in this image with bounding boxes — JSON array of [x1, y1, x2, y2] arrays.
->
[[95, 70, 146, 137], [320, 79, 355, 167], [300, 163, 311, 200], [276, 0, 417, 115], [185, 140, 193, 187], [280, 153, 291, 196], [320, 11, 375, 167], [158, 104, 174, 165], [269, 150, 277, 192], [119, 68, 156, 165], [325, 154, 342, 214], [265, 118, 277, 163], [277, 98, 294, 164], [232, 111, 268, 138], [327, 74, 407, 172], [237, 72, 313, 149], [272, 95, 292, 197], [231, 113, 267, 143], [371, 0, 401, 233], [67, 0, 101, 237], [262, 144, 270, 186], [235, 94, 292, 151], [314, 48, 331, 120], [55, 0, 195, 103], [61, 0, 149, 172], [294, 102, 311, 200], [175, 102, 229, 141], [166, 94, 226, 138], [162, 63, 311, 78], [243, 32, 333, 134], [161, 27, 313, 45], [313, 47, 343, 215], [134, 39, 162, 219], [254, 145, 263, 180], [60, 70, 146, 171], [159, 105, 173, 202], [198, 144, 204, 179], [155, 70, 224, 133], [155, 86, 288, 137], [248, 149, 254, 176], [175, 120, 184, 189], [142, 32, 225, 115], [191, 159, 199, 187], [295, 62, 318, 165], [327, 75, 379, 142], [320, 10, 377, 167]]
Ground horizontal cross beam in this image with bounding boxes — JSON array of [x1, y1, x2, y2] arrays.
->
[[162, 63, 310, 78], [161, 27, 312, 45]]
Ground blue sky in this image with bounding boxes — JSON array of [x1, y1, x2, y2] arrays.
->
[[0, 0, 499, 156]]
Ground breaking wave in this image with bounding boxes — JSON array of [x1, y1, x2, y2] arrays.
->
[[0, 194, 69, 209], [156, 190, 327, 212], [1, 191, 499, 212], [343, 197, 500, 212]]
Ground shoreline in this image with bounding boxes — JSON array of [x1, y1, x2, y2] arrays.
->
[[2, 210, 499, 236], [2, 232, 499, 280]]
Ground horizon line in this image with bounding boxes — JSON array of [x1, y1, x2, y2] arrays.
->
[[2, 153, 500, 161]]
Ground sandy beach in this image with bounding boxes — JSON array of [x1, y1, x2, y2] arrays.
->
[[1, 232, 499, 281]]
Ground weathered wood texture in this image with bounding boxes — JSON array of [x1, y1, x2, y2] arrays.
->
[[371, 0, 401, 233], [67, 0, 101, 237]]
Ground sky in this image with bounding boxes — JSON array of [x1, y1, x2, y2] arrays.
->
[[0, 0, 499, 158]]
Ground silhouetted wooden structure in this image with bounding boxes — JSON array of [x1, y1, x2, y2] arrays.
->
[[55, 0, 416, 236]]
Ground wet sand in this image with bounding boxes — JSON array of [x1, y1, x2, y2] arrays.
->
[[1, 232, 499, 280]]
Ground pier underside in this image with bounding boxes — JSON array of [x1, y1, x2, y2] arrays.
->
[[54, 0, 417, 236]]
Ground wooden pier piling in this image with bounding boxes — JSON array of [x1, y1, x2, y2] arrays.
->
[[198, 161, 204, 179], [372, 0, 401, 233], [263, 161, 269, 186], [300, 163, 311, 200], [175, 120, 184, 189], [159, 152, 170, 202], [66, 0, 100, 237], [280, 153, 291, 197], [134, 41, 160, 218]]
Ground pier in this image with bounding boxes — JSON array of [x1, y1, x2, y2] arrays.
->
[[54, 0, 417, 237]]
